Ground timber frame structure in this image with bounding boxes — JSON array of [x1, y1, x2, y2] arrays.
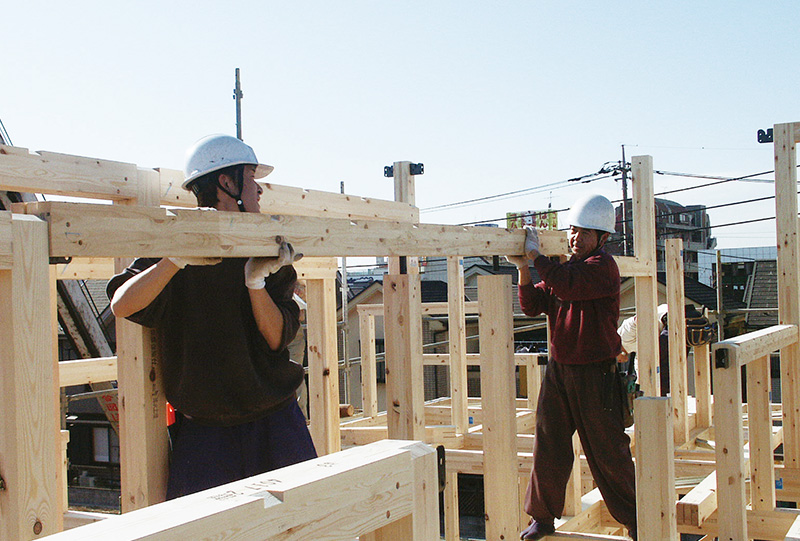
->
[[1, 122, 800, 540]]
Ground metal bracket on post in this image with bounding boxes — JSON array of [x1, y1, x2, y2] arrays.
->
[[758, 128, 774, 144], [715, 348, 730, 369], [49, 256, 72, 265], [0, 472, 5, 491], [437, 445, 446, 493], [384, 163, 424, 177]]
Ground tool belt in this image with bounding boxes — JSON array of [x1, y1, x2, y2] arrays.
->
[[616, 353, 642, 428]]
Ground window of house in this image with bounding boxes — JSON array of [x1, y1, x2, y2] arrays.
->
[[92, 426, 120, 464]]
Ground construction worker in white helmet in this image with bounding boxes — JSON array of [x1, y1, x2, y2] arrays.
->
[[107, 134, 316, 499], [506, 193, 637, 540]]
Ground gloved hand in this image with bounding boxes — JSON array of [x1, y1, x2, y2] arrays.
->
[[523, 225, 540, 257], [503, 255, 528, 268], [245, 241, 303, 289], [168, 256, 223, 269]]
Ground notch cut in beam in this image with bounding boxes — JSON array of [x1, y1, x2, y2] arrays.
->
[[713, 324, 798, 368], [16, 201, 568, 259]]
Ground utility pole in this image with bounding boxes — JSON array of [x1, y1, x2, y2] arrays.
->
[[621, 145, 630, 256], [233, 68, 243, 140]]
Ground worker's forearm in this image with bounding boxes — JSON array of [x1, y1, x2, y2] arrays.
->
[[517, 263, 533, 287], [110, 259, 179, 318], [248, 288, 285, 351]]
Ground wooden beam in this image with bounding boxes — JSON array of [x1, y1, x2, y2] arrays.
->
[[18, 201, 569, 259], [448, 256, 469, 435], [614, 256, 653, 277], [713, 354, 748, 539], [358, 310, 379, 418], [383, 274, 425, 441], [712, 324, 797, 368], [59, 357, 118, 387], [676, 471, 717, 527], [693, 343, 713, 428], [0, 215, 61, 539], [634, 397, 677, 540], [358, 301, 479, 317], [775, 122, 800, 469], [631, 156, 659, 397], [666, 239, 690, 444], [306, 277, 341, 455], [478, 275, 519, 540], [0, 210, 11, 270], [44, 440, 437, 540], [747, 355, 776, 512]]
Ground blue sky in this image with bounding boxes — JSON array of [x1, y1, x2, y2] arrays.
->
[[2, 2, 798, 249]]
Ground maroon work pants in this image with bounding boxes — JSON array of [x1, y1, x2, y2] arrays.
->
[[525, 359, 637, 530]]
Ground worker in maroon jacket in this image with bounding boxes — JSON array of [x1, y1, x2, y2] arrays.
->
[[107, 135, 316, 499], [506, 194, 637, 541]]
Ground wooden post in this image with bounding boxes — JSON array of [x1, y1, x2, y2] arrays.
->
[[383, 273, 425, 441], [774, 121, 800, 468], [444, 471, 460, 541], [447, 256, 469, 435], [634, 397, 677, 540], [306, 277, 341, 455], [747, 354, 776, 512], [478, 275, 519, 540], [0, 215, 62, 539], [358, 310, 378, 418], [388, 161, 419, 275], [115, 169, 167, 511], [563, 433, 583, 516], [665, 239, 689, 443], [631, 156, 660, 397], [693, 343, 713, 427], [713, 354, 748, 540]]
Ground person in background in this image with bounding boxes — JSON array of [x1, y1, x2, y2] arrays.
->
[[107, 134, 316, 499], [506, 194, 637, 541]]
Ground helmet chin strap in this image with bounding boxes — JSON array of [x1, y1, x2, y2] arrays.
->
[[215, 166, 247, 212]]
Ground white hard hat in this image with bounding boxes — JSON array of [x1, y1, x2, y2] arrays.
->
[[182, 134, 274, 190], [567, 194, 616, 234]]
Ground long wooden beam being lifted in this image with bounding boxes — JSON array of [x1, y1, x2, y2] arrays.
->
[[14, 201, 568, 259]]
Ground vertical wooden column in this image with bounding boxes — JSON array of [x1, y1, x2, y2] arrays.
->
[[631, 156, 660, 396], [774, 122, 800, 468], [444, 470, 460, 541], [116, 169, 167, 511], [563, 434, 582, 516], [634, 397, 677, 541], [0, 215, 61, 539], [307, 277, 341, 455], [383, 273, 425, 441], [747, 354, 776, 512], [665, 239, 689, 443], [388, 161, 419, 275], [49, 266, 66, 516], [358, 310, 378, 418], [713, 356, 748, 540], [478, 275, 519, 540], [447, 256, 469, 435], [693, 343, 713, 427]]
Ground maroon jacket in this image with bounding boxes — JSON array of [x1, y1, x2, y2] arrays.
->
[[519, 248, 621, 365]]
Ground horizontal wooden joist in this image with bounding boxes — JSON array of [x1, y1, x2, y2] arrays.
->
[[15, 201, 569, 259], [713, 324, 798, 368], [59, 357, 117, 388], [0, 145, 419, 221]]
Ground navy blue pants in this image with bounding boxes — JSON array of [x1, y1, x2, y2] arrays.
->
[[166, 400, 317, 499]]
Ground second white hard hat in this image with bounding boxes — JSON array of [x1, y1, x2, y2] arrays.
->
[[182, 134, 274, 190], [567, 194, 616, 234]]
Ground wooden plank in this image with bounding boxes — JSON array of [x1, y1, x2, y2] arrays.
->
[[713, 355, 748, 540], [358, 301, 479, 317], [59, 357, 118, 387], [713, 324, 797, 368], [45, 440, 436, 540], [55, 257, 116, 280], [423, 352, 540, 366], [383, 274, 425, 441], [787, 513, 800, 541], [0, 210, 11, 270], [666, 239, 690, 444], [448, 256, 469, 435], [0, 144, 139, 199], [359, 311, 378, 418], [293, 256, 338, 280], [634, 397, 677, 540], [444, 471, 460, 541], [20, 201, 569, 259], [306, 277, 341, 455], [614, 256, 653, 277], [631, 156, 659, 397], [693, 343, 713, 428], [478, 275, 519, 540], [775, 122, 800, 469], [0, 215, 61, 539], [747, 354, 776, 512], [676, 471, 717, 527]]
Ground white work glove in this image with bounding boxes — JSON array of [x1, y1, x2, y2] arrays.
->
[[523, 225, 540, 256], [245, 241, 303, 289], [168, 256, 222, 269]]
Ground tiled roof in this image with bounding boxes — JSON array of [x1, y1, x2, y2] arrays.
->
[[746, 260, 778, 328]]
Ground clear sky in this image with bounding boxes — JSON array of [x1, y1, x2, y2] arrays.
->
[[2, 1, 798, 250]]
